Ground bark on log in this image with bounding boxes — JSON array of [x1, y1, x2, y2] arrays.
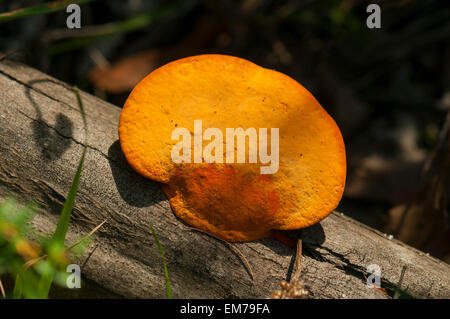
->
[[0, 58, 449, 299]]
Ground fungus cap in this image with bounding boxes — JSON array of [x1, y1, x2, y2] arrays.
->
[[119, 54, 346, 242]]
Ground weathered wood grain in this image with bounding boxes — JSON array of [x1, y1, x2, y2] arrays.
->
[[0, 58, 449, 299]]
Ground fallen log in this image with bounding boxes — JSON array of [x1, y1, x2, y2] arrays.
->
[[0, 58, 449, 299]]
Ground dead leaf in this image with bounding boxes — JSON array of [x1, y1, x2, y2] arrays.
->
[[88, 49, 163, 94], [88, 14, 225, 94]]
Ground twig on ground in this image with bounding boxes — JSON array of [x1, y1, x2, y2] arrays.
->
[[270, 229, 309, 299]]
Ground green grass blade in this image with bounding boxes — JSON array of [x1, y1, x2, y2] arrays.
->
[[12, 275, 23, 299], [38, 87, 88, 298], [150, 223, 172, 299], [0, 0, 94, 23], [36, 264, 55, 298], [52, 87, 87, 243], [37, 146, 86, 297], [46, 3, 179, 55], [51, 147, 86, 243]]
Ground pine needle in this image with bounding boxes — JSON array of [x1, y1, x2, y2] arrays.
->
[[65, 219, 106, 252], [186, 227, 254, 281], [24, 255, 47, 270], [0, 278, 5, 298]]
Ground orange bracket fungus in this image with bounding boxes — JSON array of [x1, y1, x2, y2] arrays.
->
[[119, 54, 346, 244]]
